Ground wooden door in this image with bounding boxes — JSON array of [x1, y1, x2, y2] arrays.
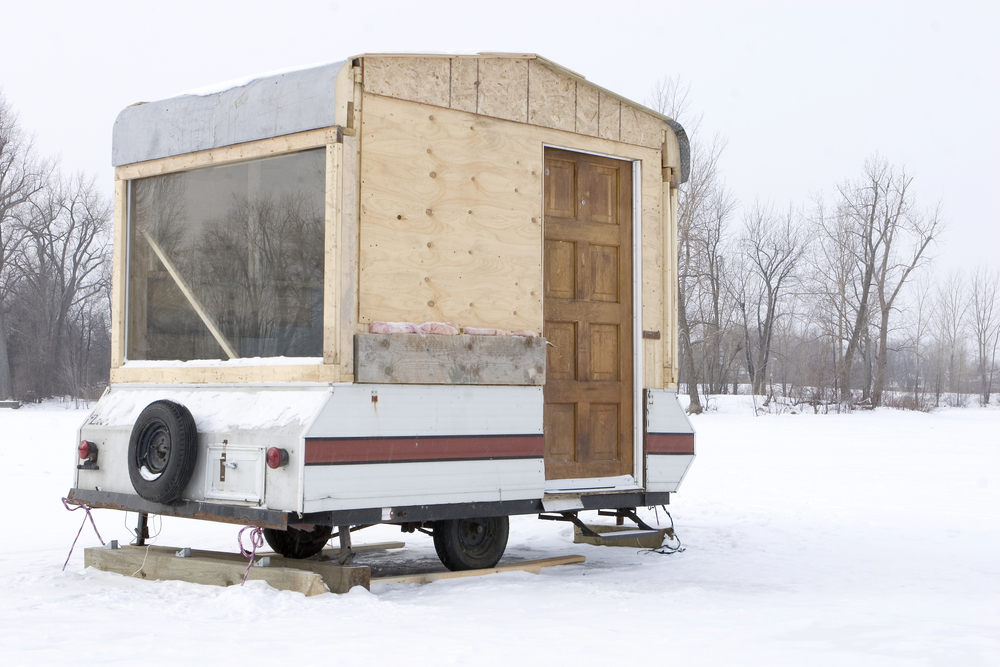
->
[[543, 148, 633, 481]]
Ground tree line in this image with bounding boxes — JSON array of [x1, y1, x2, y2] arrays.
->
[[0, 91, 111, 402], [1, 84, 997, 409], [649, 78, 999, 412]]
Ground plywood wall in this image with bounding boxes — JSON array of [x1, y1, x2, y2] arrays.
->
[[357, 92, 668, 386], [362, 56, 665, 150]]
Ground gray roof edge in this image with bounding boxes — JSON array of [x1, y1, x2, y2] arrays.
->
[[663, 118, 691, 184], [112, 60, 349, 167]]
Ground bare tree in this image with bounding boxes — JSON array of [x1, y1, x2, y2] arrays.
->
[[968, 267, 1000, 406], [824, 156, 940, 406], [732, 203, 807, 395], [647, 76, 737, 412], [9, 174, 110, 397], [932, 272, 968, 406], [0, 90, 49, 399]]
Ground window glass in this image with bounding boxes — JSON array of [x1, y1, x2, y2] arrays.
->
[[127, 149, 325, 361]]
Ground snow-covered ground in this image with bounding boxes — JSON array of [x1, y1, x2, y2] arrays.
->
[[1, 396, 997, 666]]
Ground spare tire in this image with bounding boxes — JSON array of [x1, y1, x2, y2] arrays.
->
[[127, 400, 198, 504]]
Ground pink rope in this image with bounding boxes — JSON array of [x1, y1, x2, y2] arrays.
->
[[61, 497, 105, 571], [237, 525, 264, 586]]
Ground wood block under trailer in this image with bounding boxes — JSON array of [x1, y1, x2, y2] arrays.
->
[[83, 545, 586, 595]]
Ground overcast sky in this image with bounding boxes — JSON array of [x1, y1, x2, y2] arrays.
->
[[3, 0, 997, 274]]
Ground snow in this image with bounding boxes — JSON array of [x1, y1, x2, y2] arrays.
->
[[1, 396, 998, 665], [90, 386, 330, 433]]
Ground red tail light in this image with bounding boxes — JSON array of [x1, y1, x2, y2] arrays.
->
[[266, 447, 289, 469], [79, 440, 98, 460]]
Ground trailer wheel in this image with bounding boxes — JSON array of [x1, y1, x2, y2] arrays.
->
[[127, 400, 198, 504], [432, 516, 509, 571], [263, 524, 334, 559]]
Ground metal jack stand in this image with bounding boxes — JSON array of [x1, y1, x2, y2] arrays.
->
[[135, 513, 149, 547], [337, 525, 354, 565]]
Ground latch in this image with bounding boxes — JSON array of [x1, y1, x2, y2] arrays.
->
[[219, 451, 238, 482]]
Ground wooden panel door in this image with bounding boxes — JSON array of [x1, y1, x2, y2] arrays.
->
[[543, 148, 633, 480]]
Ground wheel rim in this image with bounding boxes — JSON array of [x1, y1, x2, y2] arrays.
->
[[136, 420, 171, 477], [457, 519, 496, 557]]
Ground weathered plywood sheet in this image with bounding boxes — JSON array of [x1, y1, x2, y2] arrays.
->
[[477, 58, 529, 123], [599, 92, 621, 142], [527, 60, 575, 132], [364, 56, 450, 108], [576, 84, 600, 137], [359, 94, 543, 332], [451, 58, 479, 113], [621, 105, 664, 150], [355, 333, 546, 385], [361, 56, 665, 150]]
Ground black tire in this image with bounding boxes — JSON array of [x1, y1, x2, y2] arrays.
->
[[433, 516, 509, 571], [127, 400, 199, 504], [263, 525, 334, 559]]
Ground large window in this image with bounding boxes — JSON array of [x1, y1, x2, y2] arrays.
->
[[127, 149, 326, 361]]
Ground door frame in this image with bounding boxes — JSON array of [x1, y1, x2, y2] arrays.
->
[[541, 144, 644, 492]]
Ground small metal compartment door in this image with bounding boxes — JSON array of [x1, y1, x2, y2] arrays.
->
[[204, 444, 266, 504]]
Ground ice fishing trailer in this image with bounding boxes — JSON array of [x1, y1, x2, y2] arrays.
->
[[68, 53, 695, 571]]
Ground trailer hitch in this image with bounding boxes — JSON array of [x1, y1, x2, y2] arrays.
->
[[597, 508, 656, 531], [537, 511, 602, 538]]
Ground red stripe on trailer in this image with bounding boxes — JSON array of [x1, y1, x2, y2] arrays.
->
[[646, 433, 695, 454], [304, 435, 544, 465]]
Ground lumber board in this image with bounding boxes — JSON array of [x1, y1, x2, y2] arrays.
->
[[110, 363, 341, 385], [573, 523, 671, 549], [110, 179, 127, 369], [324, 142, 343, 365], [340, 134, 360, 379], [316, 541, 406, 555], [354, 333, 546, 385], [371, 555, 585, 585], [114, 127, 337, 180], [83, 545, 369, 595]]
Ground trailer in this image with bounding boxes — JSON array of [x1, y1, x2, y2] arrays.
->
[[68, 53, 695, 571]]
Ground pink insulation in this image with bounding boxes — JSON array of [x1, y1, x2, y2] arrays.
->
[[369, 321, 537, 337]]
